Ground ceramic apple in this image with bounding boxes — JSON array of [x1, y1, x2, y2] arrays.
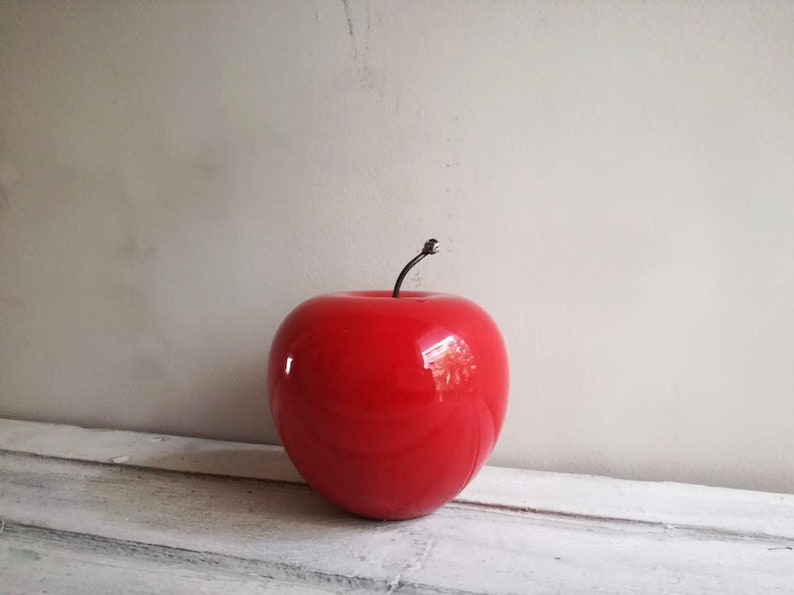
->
[[267, 239, 509, 520]]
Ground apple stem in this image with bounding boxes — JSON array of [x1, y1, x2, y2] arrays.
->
[[392, 239, 440, 298]]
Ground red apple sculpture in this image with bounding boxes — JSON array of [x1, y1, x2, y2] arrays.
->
[[268, 239, 509, 520]]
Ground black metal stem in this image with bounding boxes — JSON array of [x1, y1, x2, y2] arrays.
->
[[392, 239, 439, 298]]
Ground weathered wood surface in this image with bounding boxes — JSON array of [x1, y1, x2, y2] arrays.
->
[[1, 419, 793, 594], [0, 417, 303, 483], [1, 524, 343, 595], [2, 418, 793, 537]]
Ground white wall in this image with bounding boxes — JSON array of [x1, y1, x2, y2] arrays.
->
[[1, 0, 793, 493]]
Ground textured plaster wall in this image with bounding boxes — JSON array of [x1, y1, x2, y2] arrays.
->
[[1, 1, 793, 492]]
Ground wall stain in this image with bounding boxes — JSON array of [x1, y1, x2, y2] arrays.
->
[[0, 141, 18, 211], [363, 0, 373, 81], [0, 295, 24, 306], [412, 269, 423, 289]]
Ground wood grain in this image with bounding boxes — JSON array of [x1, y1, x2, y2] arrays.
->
[[1, 419, 794, 593], [2, 418, 793, 537]]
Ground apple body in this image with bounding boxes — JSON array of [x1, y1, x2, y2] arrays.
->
[[267, 290, 509, 520]]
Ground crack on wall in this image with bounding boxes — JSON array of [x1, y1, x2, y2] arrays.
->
[[340, 0, 358, 59], [339, 0, 375, 90]]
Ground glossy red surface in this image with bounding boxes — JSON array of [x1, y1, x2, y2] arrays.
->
[[267, 290, 509, 520]]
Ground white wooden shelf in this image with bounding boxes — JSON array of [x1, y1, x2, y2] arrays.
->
[[1, 418, 792, 594]]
